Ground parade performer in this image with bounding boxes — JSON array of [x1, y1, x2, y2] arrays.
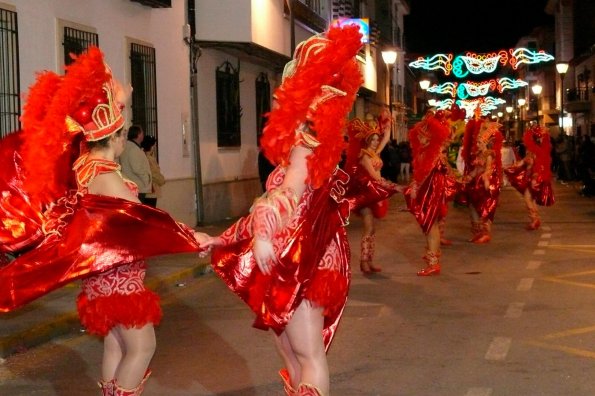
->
[[0, 47, 202, 396], [504, 124, 555, 230], [439, 104, 467, 246], [344, 112, 402, 274], [198, 25, 363, 396], [463, 120, 504, 243], [405, 110, 461, 276]]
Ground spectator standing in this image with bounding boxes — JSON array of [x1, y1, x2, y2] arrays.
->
[[119, 125, 152, 204], [398, 141, 412, 182], [141, 135, 166, 208]]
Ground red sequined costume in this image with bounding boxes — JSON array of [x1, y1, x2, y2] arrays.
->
[[504, 125, 555, 229], [211, 24, 363, 354], [405, 112, 460, 276], [406, 115, 459, 234], [0, 48, 199, 319], [464, 120, 504, 243], [73, 155, 161, 335]]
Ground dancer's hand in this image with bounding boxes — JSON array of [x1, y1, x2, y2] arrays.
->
[[197, 235, 222, 258], [253, 238, 278, 275]]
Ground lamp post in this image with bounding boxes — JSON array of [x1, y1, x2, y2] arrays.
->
[[506, 105, 513, 140], [518, 98, 526, 139], [531, 83, 543, 125], [382, 49, 397, 139], [419, 78, 430, 114], [556, 61, 569, 135]]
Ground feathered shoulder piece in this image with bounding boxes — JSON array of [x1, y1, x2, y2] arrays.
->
[[409, 113, 450, 184], [461, 118, 481, 165], [261, 24, 363, 188], [20, 47, 109, 204]]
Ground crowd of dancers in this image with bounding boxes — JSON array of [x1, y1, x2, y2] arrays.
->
[[0, 23, 556, 396]]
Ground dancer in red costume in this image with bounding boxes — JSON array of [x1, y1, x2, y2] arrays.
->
[[463, 119, 504, 243], [504, 124, 555, 230], [344, 111, 403, 274], [199, 25, 362, 396], [405, 110, 461, 276], [0, 48, 202, 396]]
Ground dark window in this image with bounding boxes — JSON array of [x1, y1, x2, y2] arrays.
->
[[130, 43, 159, 141], [216, 61, 242, 147], [63, 27, 98, 66], [255, 73, 270, 145], [0, 7, 20, 138]]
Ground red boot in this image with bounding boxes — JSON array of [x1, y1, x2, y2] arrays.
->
[[526, 208, 541, 230], [279, 369, 297, 396], [296, 383, 324, 396], [98, 379, 114, 396], [473, 220, 491, 244], [468, 221, 481, 242], [417, 250, 441, 276], [113, 370, 151, 396]]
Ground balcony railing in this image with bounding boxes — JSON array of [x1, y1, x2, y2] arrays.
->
[[567, 87, 591, 102]]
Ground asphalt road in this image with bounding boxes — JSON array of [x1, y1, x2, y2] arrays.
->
[[1, 181, 594, 396]]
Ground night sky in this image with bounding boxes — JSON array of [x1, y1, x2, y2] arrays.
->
[[404, 0, 555, 56]]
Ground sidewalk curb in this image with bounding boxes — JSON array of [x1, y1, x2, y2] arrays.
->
[[0, 261, 210, 358]]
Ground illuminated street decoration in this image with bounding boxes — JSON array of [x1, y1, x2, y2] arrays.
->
[[427, 82, 458, 97], [409, 48, 554, 77], [430, 78, 529, 99], [509, 47, 554, 68], [434, 96, 507, 117], [497, 77, 528, 92], [409, 53, 453, 75]]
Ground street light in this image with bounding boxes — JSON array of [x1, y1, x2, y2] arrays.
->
[[518, 98, 526, 139], [556, 61, 569, 134], [419, 78, 430, 114], [531, 83, 543, 125], [506, 106, 513, 140], [382, 49, 398, 139]]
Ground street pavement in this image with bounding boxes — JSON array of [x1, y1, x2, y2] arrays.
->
[[1, 180, 594, 395]]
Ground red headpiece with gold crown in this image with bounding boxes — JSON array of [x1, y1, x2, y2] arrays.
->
[[19, 46, 126, 203], [261, 24, 363, 188]]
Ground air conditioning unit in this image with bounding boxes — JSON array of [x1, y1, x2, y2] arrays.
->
[[130, 0, 171, 8]]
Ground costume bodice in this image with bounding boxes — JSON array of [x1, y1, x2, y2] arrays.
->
[[73, 153, 138, 196], [360, 148, 383, 171]]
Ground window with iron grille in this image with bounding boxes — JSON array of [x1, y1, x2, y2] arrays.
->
[[63, 26, 98, 66], [216, 61, 242, 147], [130, 43, 158, 140], [0, 7, 20, 138], [255, 73, 270, 145]]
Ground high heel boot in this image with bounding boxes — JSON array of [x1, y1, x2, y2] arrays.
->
[[417, 250, 441, 276], [113, 370, 151, 396], [473, 220, 491, 244], [296, 383, 324, 396], [279, 369, 297, 396], [439, 218, 452, 246], [98, 379, 114, 396], [360, 235, 372, 274], [526, 207, 541, 230], [367, 234, 382, 272], [468, 221, 481, 242]]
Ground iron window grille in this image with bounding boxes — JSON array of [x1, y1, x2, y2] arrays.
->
[[216, 61, 242, 147], [130, 43, 159, 141], [63, 26, 98, 66], [0, 7, 20, 138], [255, 73, 270, 145]]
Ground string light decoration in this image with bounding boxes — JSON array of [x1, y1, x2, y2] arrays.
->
[[429, 78, 529, 99], [410, 48, 554, 77], [433, 96, 507, 117]]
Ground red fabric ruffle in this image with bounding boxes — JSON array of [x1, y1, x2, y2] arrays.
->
[[77, 289, 162, 336]]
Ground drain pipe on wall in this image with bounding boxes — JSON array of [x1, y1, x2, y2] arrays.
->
[[184, 0, 205, 226]]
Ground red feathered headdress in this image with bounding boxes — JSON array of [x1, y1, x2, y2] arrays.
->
[[409, 112, 450, 185], [261, 24, 363, 188], [20, 46, 125, 204]]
